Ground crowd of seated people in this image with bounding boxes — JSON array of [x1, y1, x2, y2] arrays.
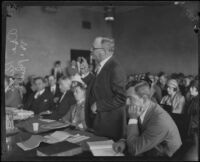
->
[[5, 60, 198, 160]]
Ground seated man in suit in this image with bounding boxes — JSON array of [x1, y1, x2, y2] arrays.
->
[[47, 75, 62, 104], [24, 77, 54, 114], [62, 79, 87, 130], [113, 81, 182, 157], [80, 57, 95, 87], [45, 76, 76, 120], [5, 75, 23, 108]]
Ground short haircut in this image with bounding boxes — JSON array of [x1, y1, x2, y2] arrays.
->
[[59, 76, 71, 85], [54, 60, 61, 66], [71, 82, 86, 92], [34, 77, 45, 83], [101, 37, 115, 53], [129, 81, 151, 99]]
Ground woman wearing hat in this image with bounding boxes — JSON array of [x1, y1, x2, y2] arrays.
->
[[160, 79, 185, 114], [61, 75, 87, 130]]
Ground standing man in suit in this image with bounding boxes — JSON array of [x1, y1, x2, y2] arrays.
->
[[85, 37, 127, 140], [24, 77, 54, 114], [45, 76, 76, 120], [47, 75, 62, 104], [113, 81, 182, 157], [51, 60, 64, 82]]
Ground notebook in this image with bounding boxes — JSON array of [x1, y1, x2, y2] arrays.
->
[[87, 140, 124, 156], [37, 141, 82, 156]]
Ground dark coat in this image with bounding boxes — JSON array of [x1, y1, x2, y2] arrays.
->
[[24, 89, 54, 114], [46, 84, 62, 98], [81, 73, 95, 87], [47, 90, 76, 120], [85, 56, 127, 141]]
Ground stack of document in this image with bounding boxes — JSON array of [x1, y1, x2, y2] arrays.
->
[[66, 134, 90, 143], [87, 140, 124, 156], [17, 131, 90, 151]]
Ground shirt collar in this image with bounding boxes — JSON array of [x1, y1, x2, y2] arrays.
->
[[99, 55, 112, 70], [140, 101, 151, 123], [81, 72, 90, 78], [38, 89, 45, 95]]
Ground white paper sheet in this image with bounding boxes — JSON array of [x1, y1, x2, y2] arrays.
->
[[87, 140, 124, 156]]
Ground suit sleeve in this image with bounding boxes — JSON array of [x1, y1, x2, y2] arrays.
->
[[62, 105, 73, 122], [96, 65, 126, 112], [127, 118, 168, 156]]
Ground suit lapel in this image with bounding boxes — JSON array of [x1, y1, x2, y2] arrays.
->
[[142, 102, 155, 128]]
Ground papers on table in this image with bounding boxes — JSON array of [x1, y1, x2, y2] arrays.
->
[[17, 135, 44, 151], [39, 118, 56, 123], [66, 134, 90, 143], [87, 140, 124, 156], [17, 131, 90, 151], [44, 131, 72, 144]]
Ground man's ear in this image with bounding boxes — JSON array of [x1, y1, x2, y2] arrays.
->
[[141, 95, 148, 104]]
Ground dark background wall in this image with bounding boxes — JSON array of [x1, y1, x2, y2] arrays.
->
[[5, 6, 112, 79], [5, 5, 198, 80], [113, 6, 198, 75]]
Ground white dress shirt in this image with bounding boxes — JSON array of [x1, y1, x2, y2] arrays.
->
[[96, 55, 112, 75], [34, 89, 45, 99], [50, 84, 56, 94]]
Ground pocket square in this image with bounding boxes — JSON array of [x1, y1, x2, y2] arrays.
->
[[44, 99, 48, 102]]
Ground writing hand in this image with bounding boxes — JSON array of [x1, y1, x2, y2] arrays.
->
[[113, 140, 126, 153]]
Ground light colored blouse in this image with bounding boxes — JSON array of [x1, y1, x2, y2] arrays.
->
[[62, 101, 87, 130], [160, 92, 185, 114]]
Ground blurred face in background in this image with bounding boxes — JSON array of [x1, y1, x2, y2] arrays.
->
[[167, 85, 176, 96], [59, 79, 71, 93], [35, 79, 45, 92], [190, 86, 198, 97], [49, 75, 56, 87], [159, 75, 167, 86], [73, 86, 85, 102]]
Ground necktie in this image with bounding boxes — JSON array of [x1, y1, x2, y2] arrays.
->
[[35, 92, 40, 99], [137, 117, 142, 135], [95, 65, 101, 76]]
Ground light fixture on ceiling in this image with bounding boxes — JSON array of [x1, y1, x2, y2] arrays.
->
[[104, 6, 115, 21]]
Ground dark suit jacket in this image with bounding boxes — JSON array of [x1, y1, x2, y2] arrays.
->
[[24, 89, 54, 114], [47, 84, 62, 98], [47, 90, 76, 120], [5, 88, 22, 107], [85, 56, 127, 141], [81, 73, 95, 87], [127, 102, 182, 157]]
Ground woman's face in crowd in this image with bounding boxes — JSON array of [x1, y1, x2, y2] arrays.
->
[[190, 87, 198, 96], [167, 85, 175, 96]]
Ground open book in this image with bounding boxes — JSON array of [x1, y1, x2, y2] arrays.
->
[[87, 140, 124, 156]]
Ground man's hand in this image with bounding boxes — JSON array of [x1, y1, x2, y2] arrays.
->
[[113, 140, 126, 153], [91, 102, 97, 114], [128, 105, 143, 119]]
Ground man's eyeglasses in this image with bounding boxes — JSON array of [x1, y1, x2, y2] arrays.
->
[[90, 47, 104, 52]]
